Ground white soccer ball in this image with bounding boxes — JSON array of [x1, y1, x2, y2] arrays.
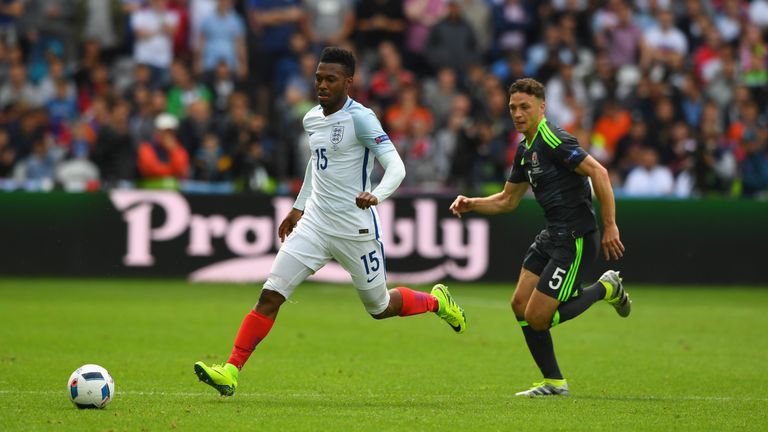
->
[[67, 364, 115, 409]]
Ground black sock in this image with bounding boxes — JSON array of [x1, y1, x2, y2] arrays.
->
[[517, 316, 562, 380], [554, 281, 606, 325]]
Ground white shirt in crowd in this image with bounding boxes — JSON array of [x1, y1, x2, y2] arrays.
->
[[623, 165, 675, 197], [131, 6, 179, 69]]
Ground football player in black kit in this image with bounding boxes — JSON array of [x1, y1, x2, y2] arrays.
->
[[450, 78, 630, 397]]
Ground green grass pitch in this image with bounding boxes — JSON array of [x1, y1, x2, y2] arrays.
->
[[1, 279, 766, 431]]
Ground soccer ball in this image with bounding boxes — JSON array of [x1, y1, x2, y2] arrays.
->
[[67, 364, 115, 409]]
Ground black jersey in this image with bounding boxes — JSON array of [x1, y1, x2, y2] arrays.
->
[[508, 118, 597, 236]]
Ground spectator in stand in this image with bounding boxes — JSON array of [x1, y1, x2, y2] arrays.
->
[[130, 0, 179, 87], [123, 63, 154, 100], [674, 72, 704, 128], [491, 0, 533, 59], [705, 44, 739, 110], [55, 120, 101, 191], [403, 0, 446, 74], [302, 0, 355, 49], [525, 24, 561, 78], [384, 85, 433, 145], [0, 127, 15, 177], [432, 93, 471, 184], [77, 62, 111, 114], [692, 19, 722, 85], [189, 0, 217, 53], [13, 135, 60, 186], [422, 67, 460, 131], [246, 0, 304, 116], [74, 0, 126, 59], [739, 24, 767, 105], [21, 0, 77, 68], [45, 79, 79, 144], [369, 41, 415, 110], [749, 0, 768, 30], [272, 32, 310, 99], [490, 51, 526, 89], [7, 108, 46, 160], [167, 0, 190, 58], [591, 99, 631, 165], [598, 1, 642, 69], [456, 0, 491, 56], [400, 115, 437, 187], [0, 39, 11, 79], [613, 116, 651, 181], [0, 0, 23, 47], [38, 56, 76, 104], [714, 0, 743, 45], [92, 98, 135, 184], [545, 61, 589, 129], [196, 0, 247, 80], [690, 101, 736, 196], [218, 91, 253, 157], [677, 0, 712, 49], [728, 100, 765, 159], [557, 12, 593, 79], [193, 132, 231, 181], [232, 132, 274, 193], [355, 0, 406, 62], [425, 0, 479, 76], [0, 63, 41, 109], [640, 8, 688, 71], [738, 130, 768, 198], [73, 39, 103, 89], [586, 52, 618, 107], [623, 146, 674, 197], [205, 60, 245, 118], [137, 112, 189, 181], [178, 99, 214, 157], [647, 96, 679, 164], [166, 60, 212, 119]]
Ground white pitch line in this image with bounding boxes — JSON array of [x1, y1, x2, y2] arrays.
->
[[1, 390, 767, 402]]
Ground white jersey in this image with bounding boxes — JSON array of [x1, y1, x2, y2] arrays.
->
[[300, 97, 396, 240]]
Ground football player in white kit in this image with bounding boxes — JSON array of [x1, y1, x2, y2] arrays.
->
[[195, 47, 467, 397]]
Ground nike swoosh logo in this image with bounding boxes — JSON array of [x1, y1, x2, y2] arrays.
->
[[366, 274, 380, 283], [449, 324, 462, 331]]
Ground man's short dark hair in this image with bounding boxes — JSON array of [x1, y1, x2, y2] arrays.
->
[[319, 47, 356, 77], [508, 78, 545, 100]]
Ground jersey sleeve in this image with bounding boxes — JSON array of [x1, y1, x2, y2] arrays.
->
[[547, 134, 588, 171], [351, 108, 396, 157], [507, 144, 528, 183]]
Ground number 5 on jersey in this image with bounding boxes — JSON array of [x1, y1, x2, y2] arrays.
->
[[549, 267, 566, 290]]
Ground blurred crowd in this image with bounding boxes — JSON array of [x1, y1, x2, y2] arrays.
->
[[0, 0, 766, 198]]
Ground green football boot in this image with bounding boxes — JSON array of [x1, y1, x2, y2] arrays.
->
[[515, 379, 570, 397], [599, 270, 631, 317], [431, 284, 467, 334], [194, 361, 239, 396]]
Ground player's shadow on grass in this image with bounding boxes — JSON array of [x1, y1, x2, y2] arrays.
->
[[573, 395, 685, 403], [204, 396, 445, 409]]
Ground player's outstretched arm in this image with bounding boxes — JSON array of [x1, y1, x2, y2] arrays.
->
[[357, 150, 405, 209], [449, 182, 528, 218], [575, 155, 625, 260]]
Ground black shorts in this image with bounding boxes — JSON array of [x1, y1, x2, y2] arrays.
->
[[522, 229, 599, 302]]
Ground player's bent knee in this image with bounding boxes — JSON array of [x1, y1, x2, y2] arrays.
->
[[511, 296, 528, 316], [525, 312, 551, 331], [369, 310, 389, 320], [357, 282, 390, 317]]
